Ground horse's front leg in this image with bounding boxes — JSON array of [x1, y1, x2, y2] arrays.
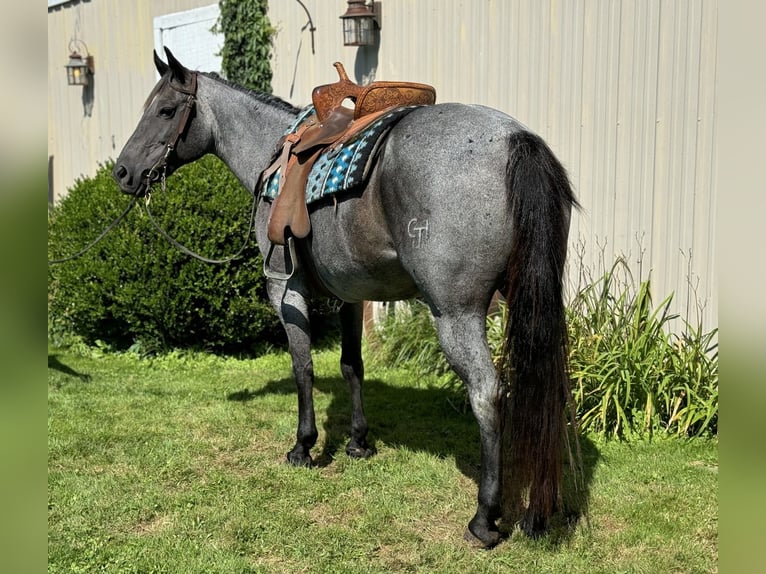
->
[[339, 302, 375, 458], [268, 277, 317, 467]]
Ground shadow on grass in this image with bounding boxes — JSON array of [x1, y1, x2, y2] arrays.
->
[[47, 354, 92, 382], [228, 373, 599, 544]]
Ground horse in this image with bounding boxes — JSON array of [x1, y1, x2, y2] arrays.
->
[[113, 47, 579, 548]]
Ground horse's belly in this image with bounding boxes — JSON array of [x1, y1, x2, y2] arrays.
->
[[312, 246, 419, 303], [306, 185, 419, 302]]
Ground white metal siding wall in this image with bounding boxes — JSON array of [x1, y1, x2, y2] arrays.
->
[[270, 0, 717, 328]]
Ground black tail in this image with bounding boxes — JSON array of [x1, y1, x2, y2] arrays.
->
[[500, 131, 579, 536]]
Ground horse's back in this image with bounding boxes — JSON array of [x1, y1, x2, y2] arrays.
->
[[379, 104, 525, 307], [309, 103, 526, 308], [380, 102, 526, 223]]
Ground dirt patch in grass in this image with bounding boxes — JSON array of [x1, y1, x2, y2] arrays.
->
[[596, 513, 627, 535], [131, 513, 173, 536], [307, 501, 348, 526], [371, 543, 422, 572], [689, 459, 718, 473], [252, 554, 308, 574], [207, 447, 260, 479]]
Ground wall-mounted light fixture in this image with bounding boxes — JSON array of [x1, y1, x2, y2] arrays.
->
[[340, 0, 379, 47], [65, 39, 94, 86]]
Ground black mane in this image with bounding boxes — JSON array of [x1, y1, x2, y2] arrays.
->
[[202, 72, 301, 114], [144, 71, 301, 115]]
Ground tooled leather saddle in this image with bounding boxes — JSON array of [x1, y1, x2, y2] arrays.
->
[[261, 62, 436, 246]]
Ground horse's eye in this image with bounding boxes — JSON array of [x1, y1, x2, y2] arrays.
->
[[158, 107, 176, 119]]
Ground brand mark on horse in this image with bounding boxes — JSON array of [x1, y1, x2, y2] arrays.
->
[[407, 217, 430, 248]]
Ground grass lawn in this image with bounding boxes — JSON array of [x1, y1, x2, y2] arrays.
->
[[48, 346, 717, 573]]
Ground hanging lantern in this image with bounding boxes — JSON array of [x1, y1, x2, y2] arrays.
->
[[65, 40, 94, 86], [340, 0, 379, 47]]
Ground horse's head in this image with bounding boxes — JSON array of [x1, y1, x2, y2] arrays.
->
[[113, 48, 210, 196]]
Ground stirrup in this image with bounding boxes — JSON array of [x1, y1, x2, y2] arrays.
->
[[263, 236, 298, 281]]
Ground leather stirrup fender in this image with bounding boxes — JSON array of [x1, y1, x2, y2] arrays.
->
[[266, 150, 315, 245]]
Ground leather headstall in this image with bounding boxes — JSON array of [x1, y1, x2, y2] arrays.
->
[[145, 72, 199, 188]]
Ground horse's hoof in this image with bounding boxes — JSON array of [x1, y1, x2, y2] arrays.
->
[[345, 442, 376, 459], [464, 518, 503, 549], [286, 450, 313, 468]]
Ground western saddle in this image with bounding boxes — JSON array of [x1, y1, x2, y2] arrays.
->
[[262, 62, 436, 247]]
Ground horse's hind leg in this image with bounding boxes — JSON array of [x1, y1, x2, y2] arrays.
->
[[339, 302, 375, 458], [434, 311, 504, 548], [268, 279, 318, 467]]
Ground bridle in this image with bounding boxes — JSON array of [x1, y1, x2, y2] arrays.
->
[[144, 72, 198, 195]]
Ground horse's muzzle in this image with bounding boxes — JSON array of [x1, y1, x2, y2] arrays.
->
[[112, 163, 153, 197]]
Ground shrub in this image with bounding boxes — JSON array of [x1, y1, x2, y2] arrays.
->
[[48, 157, 282, 354], [370, 300, 453, 383], [567, 257, 718, 438]]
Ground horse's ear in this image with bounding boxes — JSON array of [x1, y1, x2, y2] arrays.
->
[[153, 50, 169, 77], [164, 46, 192, 86]]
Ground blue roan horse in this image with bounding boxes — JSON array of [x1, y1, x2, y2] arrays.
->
[[113, 48, 579, 548]]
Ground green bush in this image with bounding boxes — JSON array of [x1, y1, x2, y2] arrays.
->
[[48, 157, 282, 354]]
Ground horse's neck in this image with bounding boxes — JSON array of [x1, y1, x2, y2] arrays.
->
[[202, 78, 297, 193]]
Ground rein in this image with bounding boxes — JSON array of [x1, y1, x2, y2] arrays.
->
[[48, 196, 139, 264], [143, 188, 259, 265]]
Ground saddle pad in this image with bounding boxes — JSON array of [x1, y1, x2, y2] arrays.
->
[[261, 105, 420, 204]]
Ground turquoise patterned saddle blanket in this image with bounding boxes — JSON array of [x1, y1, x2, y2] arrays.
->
[[261, 105, 420, 204]]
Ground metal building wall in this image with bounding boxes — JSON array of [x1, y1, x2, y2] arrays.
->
[[269, 0, 718, 328], [47, 0, 215, 204]]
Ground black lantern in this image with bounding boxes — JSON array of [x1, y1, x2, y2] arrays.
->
[[340, 0, 379, 47], [65, 40, 94, 86]]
